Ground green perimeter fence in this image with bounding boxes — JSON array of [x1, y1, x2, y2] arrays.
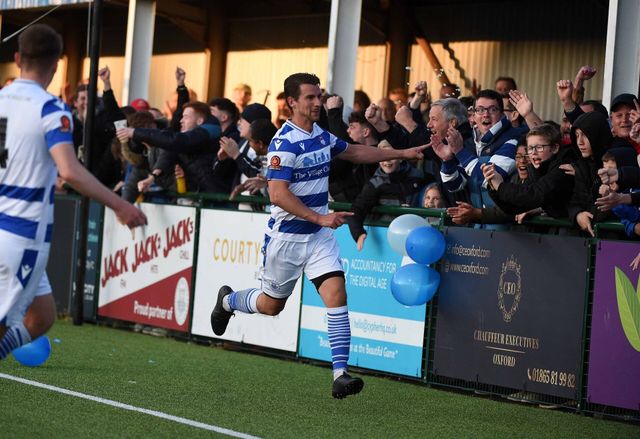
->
[[48, 192, 639, 423]]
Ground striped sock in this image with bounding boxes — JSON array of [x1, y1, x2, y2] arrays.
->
[[327, 306, 351, 380], [226, 288, 261, 314], [0, 324, 32, 359]]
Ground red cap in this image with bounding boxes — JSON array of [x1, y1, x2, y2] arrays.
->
[[130, 98, 150, 111]]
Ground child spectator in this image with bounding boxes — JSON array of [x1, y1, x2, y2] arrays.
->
[[482, 123, 574, 220], [347, 141, 430, 250], [421, 183, 445, 208], [567, 112, 613, 236]]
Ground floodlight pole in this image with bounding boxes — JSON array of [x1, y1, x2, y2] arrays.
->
[[74, 0, 104, 325]]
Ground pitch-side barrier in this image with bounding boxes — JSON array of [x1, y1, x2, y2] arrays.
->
[[48, 193, 639, 421]]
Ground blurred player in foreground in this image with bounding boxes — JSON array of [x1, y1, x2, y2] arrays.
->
[[211, 72, 427, 398], [0, 24, 146, 359]]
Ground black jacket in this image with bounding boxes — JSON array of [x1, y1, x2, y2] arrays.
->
[[130, 115, 226, 193], [488, 147, 574, 219], [567, 112, 613, 223], [347, 161, 429, 241]]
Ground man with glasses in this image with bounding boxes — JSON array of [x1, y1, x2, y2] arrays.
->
[[439, 89, 524, 213]]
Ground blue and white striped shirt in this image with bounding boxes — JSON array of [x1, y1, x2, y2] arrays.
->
[[0, 79, 74, 245], [265, 120, 347, 242]]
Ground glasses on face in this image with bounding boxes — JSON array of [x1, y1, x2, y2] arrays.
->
[[474, 106, 500, 115], [526, 144, 553, 154], [515, 154, 529, 161]]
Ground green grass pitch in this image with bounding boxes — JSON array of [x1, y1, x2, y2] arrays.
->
[[0, 320, 637, 438]]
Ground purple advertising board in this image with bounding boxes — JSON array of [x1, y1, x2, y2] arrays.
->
[[588, 240, 640, 410]]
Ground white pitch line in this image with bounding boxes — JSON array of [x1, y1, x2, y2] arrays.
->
[[0, 373, 261, 439]]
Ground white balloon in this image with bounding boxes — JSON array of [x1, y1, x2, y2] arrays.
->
[[387, 214, 429, 255]]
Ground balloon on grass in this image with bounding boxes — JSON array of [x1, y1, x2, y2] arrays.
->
[[390, 264, 440, 306], [387, 214, 428, 255], [405, 225, 446, 264], [12, 335, 51, 367]]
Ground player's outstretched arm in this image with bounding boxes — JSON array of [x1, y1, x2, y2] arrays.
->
[[269, 180, 352, 229], [50, 143, 147, 229], [337, 143, 427, 164]]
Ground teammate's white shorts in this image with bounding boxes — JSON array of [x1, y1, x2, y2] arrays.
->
[[261, 228, 343, 299], [0, 229, 51, 326]]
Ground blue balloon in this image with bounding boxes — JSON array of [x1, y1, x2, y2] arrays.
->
[[12, 335, 51, 367], [391, 264, 440, 306], [405, 225, 446, 264], [387, 214, 428, 255]]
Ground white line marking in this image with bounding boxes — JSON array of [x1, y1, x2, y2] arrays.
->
[[0, 373, 261, 439]]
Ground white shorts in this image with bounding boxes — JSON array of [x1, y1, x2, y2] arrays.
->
[[261, 228, 343, 299], [0, 230, 51, 326]]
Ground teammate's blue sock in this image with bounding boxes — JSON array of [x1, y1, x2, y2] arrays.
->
[[327, 306, 351, 380], [225, 288, 261, 314], [0, 323, 32, 359]]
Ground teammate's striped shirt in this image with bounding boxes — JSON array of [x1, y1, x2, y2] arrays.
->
[[265, 120, 347, 242], [0, 79, 74, 245]]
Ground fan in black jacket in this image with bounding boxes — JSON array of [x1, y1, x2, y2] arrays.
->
[[567, 111, 614, 235], [347, 152, 430, 251], [483, 124, 574, 220]]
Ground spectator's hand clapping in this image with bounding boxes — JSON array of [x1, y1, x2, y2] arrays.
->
[[445, 127, 463, 154], [326, 95, 343, 110], [219, 136, 240, 160], [244, 175, 267, 193], [430, 133, 453, 161], [230, 182, 247, 200], [481, 163, 503, 190], [447, 201, 481, 225], [595, 191, 629, 211], [176, 67, 186, 86]]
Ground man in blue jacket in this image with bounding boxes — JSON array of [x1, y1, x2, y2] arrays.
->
[[439, 89, 524, 209]]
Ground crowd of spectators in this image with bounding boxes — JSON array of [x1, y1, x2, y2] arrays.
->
[[12, 62, 639, 246]]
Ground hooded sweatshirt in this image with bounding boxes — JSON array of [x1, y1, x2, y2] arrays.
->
[[567, 111, 614, 223]]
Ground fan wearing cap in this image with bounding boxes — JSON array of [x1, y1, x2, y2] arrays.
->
[[558, 77, 639, 153], [130, 98, 150, 112]]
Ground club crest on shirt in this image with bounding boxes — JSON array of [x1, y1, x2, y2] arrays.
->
[[270, 155, 281, 170], [59, 115, 71, 132]]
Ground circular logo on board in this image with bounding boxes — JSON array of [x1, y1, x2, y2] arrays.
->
[[174, 277, 190, 326]]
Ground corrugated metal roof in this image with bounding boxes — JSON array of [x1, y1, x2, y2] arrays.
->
[[0, 0, 89, 11], [408, 39, 605, 123]]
